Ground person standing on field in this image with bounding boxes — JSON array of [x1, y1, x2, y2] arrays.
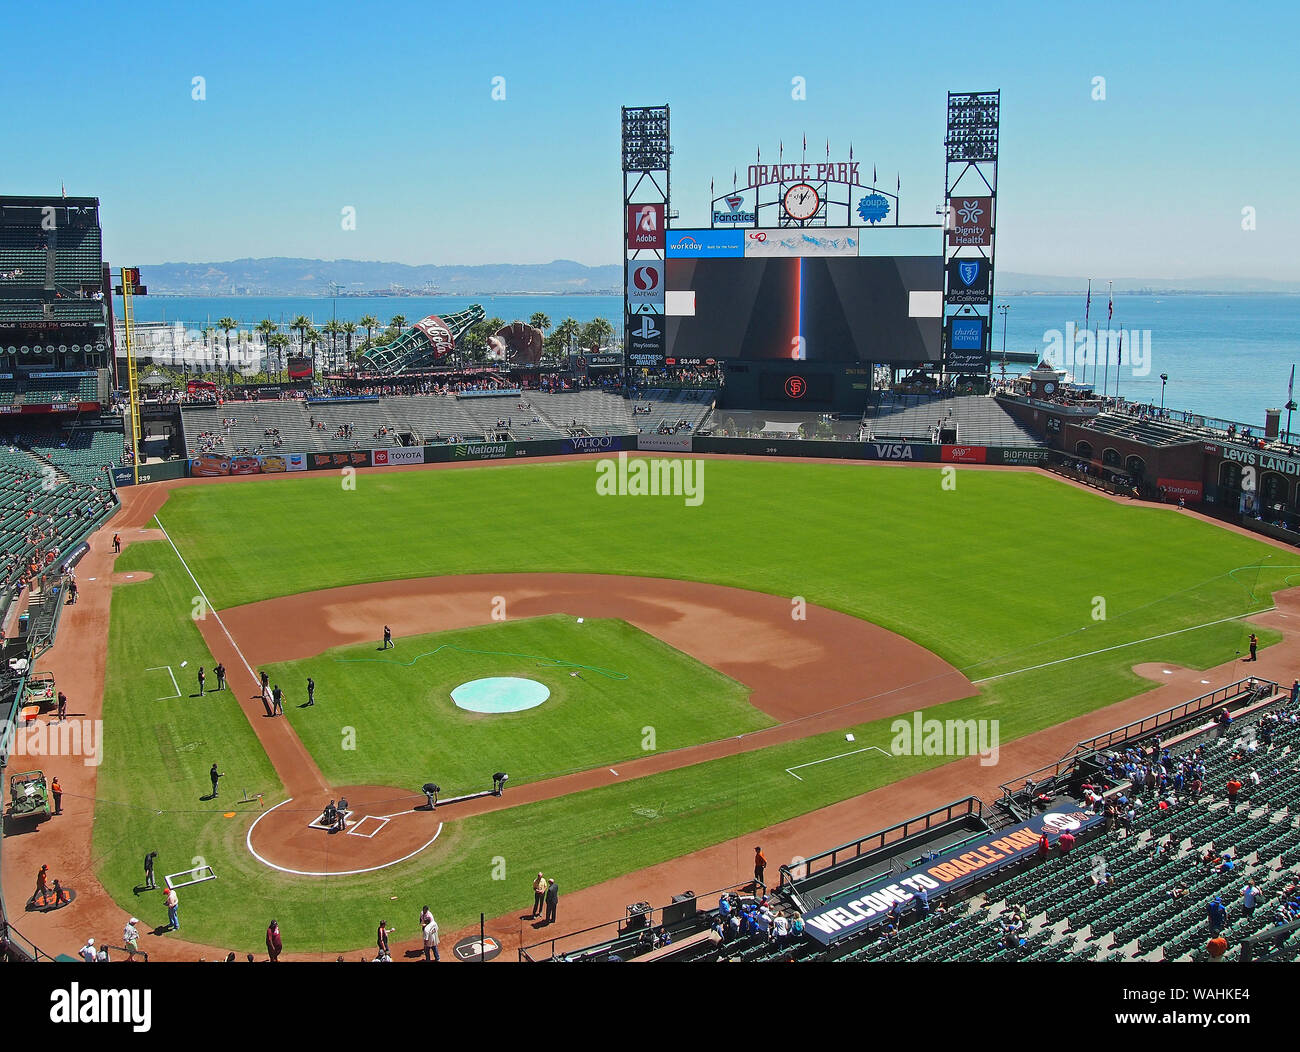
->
[[421, 906, 440, 962], [266, 919, 282, 962], [545, 878, 559, 925], [383, 625, 394, 649], [532, 871, 547, 919], [306, 676, 315, 706]]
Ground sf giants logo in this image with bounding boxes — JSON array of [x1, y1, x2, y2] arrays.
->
[[784, 375, 807, 399]]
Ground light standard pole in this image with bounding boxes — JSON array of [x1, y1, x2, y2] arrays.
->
[[1160, 373, 1168, 411]]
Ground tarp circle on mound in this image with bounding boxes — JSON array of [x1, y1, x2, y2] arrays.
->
[[451, 677, 550, 713]]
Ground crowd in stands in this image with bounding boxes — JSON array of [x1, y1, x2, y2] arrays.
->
[[709, 891, 804, 953]]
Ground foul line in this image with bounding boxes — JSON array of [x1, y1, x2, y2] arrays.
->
[[146, 665, 181, 700], [785, 745, 893, 781], [971, 611, 1265, 685], [155, 516, 260, 690], [246, 798, 443, 876]]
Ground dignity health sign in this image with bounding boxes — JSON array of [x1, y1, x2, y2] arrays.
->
[[800, 804, 1101, 945]]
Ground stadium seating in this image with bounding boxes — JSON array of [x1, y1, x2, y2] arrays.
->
[[0, 438, 118, 592], [863, 393, 1041, 446], [630, 690, 1300, 965]]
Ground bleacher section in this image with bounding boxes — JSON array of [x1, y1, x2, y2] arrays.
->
[[177, 388, 714, 456], [0, 441, 117, 592], [526, 389, 638, 435], [635, 389, 715, 434], [1082, 411, 1205, 448], [864, 393, 1041, 446], [549, 679, 1300, 964], [18, 374, 97, 406], [17, 428, 124, 487]]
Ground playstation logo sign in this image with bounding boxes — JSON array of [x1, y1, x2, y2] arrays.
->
[[631, 315, 660, 340], [626, 312, 664, 366], [627, 203, 665, 249]]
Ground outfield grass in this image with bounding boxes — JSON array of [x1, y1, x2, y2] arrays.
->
[[268, 616, 770, 789], [85, 461, 1294, 952]]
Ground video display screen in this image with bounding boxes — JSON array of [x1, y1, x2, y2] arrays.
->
[[664, 256, 941, 364]]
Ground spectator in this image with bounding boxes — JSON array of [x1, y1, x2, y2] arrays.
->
[[1207, 896, 1228, 933]]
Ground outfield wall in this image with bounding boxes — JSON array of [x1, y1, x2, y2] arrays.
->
[[112, 434, 1049, 484]]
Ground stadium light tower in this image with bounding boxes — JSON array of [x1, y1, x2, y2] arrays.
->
[[1160, 372, 1169, 410]]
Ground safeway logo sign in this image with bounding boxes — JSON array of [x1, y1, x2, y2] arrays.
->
[[627, 261, 664, 306], [627, 203, 665, 249]]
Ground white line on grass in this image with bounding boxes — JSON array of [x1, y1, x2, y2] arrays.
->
[[785, 745, 893, 781], [970, 611, 1262, 684], [146, 665, 181, 700], [155, 516, 260, 689]]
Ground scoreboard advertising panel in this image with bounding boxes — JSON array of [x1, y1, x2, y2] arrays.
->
[[664, 255, 942, 364], [946, 316, 988, 372]]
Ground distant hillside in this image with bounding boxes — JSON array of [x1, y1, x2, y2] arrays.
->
[[998, 272, 1300, 295], [139, 258, 622, 296], [135, 257, 1299, 296]]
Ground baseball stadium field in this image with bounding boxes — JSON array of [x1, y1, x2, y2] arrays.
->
[[77, 457, 1288, 954]]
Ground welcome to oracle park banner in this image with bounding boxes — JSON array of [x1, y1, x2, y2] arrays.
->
[[800, 804, 1102, 946]]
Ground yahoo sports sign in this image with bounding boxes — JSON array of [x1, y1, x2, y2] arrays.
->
[[799, 804, 1102, 945]]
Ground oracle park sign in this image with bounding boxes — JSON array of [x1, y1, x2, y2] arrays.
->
[[799, 804, 1102, 945]]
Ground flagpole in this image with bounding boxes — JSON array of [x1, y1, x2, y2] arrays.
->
[[1287, 364, 1296, 447], [1115, 328, 1123, 404], [1082, 279, 1092, 390]]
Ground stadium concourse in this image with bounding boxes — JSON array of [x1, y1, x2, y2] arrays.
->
[[6, 455, 1300, 963]]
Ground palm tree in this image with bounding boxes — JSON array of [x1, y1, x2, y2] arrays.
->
[[551, 317, 580, 361], [256, 319, 278, 376], [359, 313, 379, 350], [268, 332, 290, 382], [289, 314, 311, 364], [529, 311, 551, 335], [342, 321, 358, 364], [217, 317, 237, 382], [306, 326, 322, 377], [580, 316, 614, 351], [390, 314, 407, 334], [323, 319, 342, 372]]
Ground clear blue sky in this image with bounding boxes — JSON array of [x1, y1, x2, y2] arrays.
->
[[3, 0, 1295, 279]]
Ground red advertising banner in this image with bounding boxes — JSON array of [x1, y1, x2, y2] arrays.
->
[[1157, 477, 1204, 502], [946, 196, 993, 247], [627, 203, 665, 250], [941, 445, 988, 464]]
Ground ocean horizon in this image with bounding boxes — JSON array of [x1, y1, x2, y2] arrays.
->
[[116, 292, 1300, 429]]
